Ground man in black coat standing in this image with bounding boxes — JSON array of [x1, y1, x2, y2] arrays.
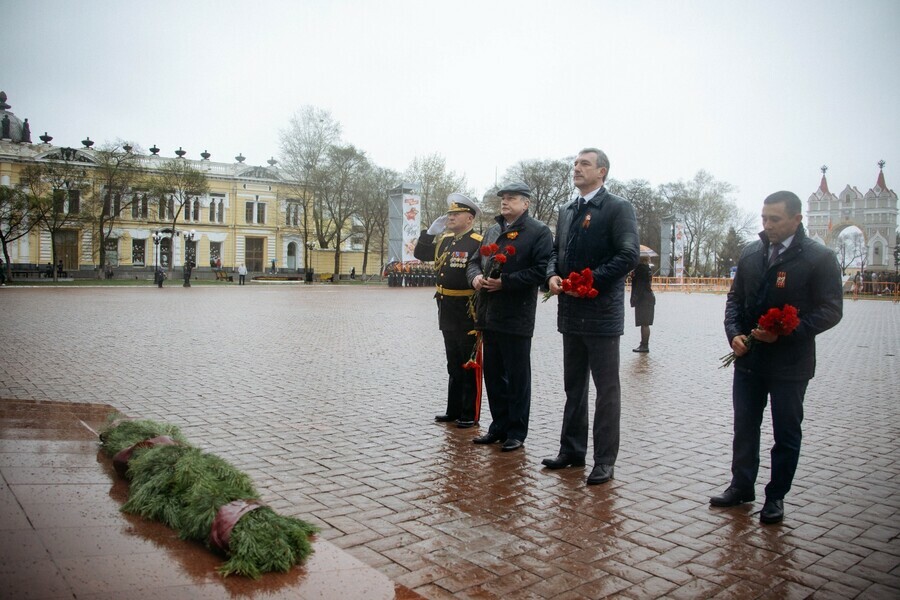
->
[[467, 182, 552, 452], [712, 191, 842, 524], [541, 148, 639, 485], [414, 193, 484, 429]]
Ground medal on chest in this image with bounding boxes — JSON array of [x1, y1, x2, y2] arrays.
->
[[776, 271, 787, 288]]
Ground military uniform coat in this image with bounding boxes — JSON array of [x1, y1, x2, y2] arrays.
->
[[414, 228, 482, 332]]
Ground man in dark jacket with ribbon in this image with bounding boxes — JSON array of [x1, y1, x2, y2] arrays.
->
[[414, 193, 483, 429], [542, 148, 639, 485], [467, 182, 552, 452], [712, 190, 842, 524]]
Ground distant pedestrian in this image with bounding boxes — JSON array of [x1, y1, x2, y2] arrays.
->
[[350, 267, 356, 280], [630, 256, 655, 352], [238, 263, 248, 285], [713, 190, 842, 524], [0, 258, 6, 286]]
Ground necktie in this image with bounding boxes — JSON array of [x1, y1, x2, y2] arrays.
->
[[576, 197, 585, 211], [768, 242, 783, 265]]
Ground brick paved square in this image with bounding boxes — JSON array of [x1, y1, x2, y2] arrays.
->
[[1, 286, 897, 598]]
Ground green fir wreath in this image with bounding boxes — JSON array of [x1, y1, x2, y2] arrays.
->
[[99, 416, 317, 578]]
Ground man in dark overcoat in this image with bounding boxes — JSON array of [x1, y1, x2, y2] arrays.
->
[[542, 147, 639, 485], [712, 190, 842, 524], [466, 182, 552, 452]]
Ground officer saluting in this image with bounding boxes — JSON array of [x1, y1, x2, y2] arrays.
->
[[414, 193, 483, 428]]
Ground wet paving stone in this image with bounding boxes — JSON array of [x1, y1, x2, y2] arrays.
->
[[0, 286, 898, 598]]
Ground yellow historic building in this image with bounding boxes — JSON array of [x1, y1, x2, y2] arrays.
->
[[0, 91, 373, 278]]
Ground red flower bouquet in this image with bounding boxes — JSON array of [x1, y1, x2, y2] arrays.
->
[[480, 243, 516, 278], [543, 267, 599, 302], [720, 304, 800, 368]]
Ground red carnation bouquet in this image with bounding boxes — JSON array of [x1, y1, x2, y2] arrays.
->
[[480, 243, 516, 278], [720, 304, 800, 368], [542, 267, 599, 302]]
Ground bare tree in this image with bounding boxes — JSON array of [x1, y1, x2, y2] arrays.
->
[[404, 154, 467, 225], [502, 158, 572, 226], [148, 159, 209, 272], [607, 178, 664, 253], [0, 185, 41, 281], [836, 229, 866, 276], [356, 165, 400, 275], [279, 106, 342, 273], [21, 151, 92, 281], [81, 142, 144, 275], [316, 144, 368, 276], [659, 171, 737, 276]]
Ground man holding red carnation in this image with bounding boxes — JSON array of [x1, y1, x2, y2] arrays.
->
[[714, 191, 843, 524], [542, 148, 639, 485], [467, 182, 552, 452]]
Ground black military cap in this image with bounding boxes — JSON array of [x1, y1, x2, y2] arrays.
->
[[496, 182, 531, 198]]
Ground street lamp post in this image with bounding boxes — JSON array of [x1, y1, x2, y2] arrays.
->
[[305, 242, 315, 284], [152, 231, 163, 288], [182, 229, 196, 287], [302, 162, 313, 277]]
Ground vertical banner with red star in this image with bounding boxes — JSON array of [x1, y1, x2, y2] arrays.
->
[[402, 194, 422, 263]]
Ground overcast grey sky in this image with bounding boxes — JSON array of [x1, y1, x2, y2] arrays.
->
[[5, 0, 899, 219]]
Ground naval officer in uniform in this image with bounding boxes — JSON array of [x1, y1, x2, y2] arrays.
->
[[414, 193, 483, 428]]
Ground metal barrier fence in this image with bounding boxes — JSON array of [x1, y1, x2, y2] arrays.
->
[[651, 277, 733, 293], [847, 280, 900, 302], [643, 277, 899, 302]]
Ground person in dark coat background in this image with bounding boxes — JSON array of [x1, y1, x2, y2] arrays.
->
[[541, 147, 639, 486], [414, 193, 483, 429], [630, 256, 655, 353], [467, 182, 552, 452], [712, 190, 842, 524]]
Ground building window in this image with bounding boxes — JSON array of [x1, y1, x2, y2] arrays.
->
[[244, 199, 266, 224], [105, 238, 119, 266], [53, 189, 80, 214], [217, 200, 224, 223], [209, 241, 222, 267], [287, 202, 302, 227], [132, 239, 146, 266]]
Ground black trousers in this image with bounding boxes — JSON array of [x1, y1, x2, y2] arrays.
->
[[731, 369, 807, 500], [441, 330, 477, 421], [482, 330, 532, 442], [558, 334, 621, 464]]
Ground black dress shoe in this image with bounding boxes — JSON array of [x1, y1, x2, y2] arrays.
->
[[541, 454, 586, 470], [473, 432, 504, 444], [709, 486, 755, 507], [760, 498, 784, 524], [456, 419, 476, 429], [501, 439, 523, 452], [434, 414, 457, 423], [587, 465, 615, 485], [587, 464, 614, 485]]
